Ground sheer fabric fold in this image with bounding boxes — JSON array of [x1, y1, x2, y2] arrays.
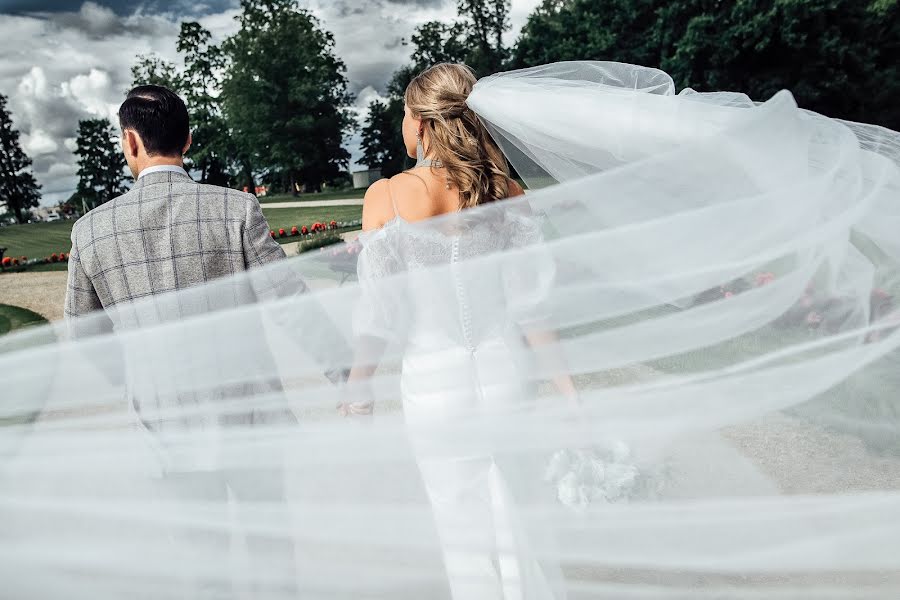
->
[[2, 61, 899, 598]]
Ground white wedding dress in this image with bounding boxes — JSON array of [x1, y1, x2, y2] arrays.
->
[[355, 195, 559, 599]]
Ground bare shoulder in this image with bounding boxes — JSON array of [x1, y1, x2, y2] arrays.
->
[[362, 178, 395, 231]]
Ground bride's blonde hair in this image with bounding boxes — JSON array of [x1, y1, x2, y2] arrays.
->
[[405, 63, 511, 209]]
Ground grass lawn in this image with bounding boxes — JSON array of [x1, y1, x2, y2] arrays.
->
[[0, 303, 47, 336], [0, 206, 363, 267], [259, 188, 367, 204], [0, 221, 75, 261]]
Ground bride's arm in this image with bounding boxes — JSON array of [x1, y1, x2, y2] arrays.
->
[[504, 181, 580, 403], [522, 327, 579, 403], [339, 180, 400, 416]]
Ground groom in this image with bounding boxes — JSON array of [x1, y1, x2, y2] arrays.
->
[[65, 84, 286, 320], [64, 84, 340, 595]]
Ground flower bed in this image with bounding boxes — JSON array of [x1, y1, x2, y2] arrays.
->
[[0, 252, 69, 274], [271, 219, 360, 241]]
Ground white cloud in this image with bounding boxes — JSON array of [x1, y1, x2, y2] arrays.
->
[[22, 129, 59, 156], [1, 0, 542, 202], [62, 68, 118, 119]]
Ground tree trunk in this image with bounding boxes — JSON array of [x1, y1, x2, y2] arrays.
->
[[242, 162, 256, 193]]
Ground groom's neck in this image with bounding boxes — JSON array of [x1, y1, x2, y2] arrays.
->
[[138, 155, 184, 176]]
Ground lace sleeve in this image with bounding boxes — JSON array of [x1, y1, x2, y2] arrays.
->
[[353, 231, 407, 342], [502, 212, 556, 327]]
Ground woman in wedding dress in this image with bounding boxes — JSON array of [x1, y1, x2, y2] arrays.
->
[[340, 63, 577, 599]]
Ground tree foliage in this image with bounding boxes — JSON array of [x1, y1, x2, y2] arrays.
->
[[178, 22, 231, 186], [360, 98, 407, 177], [0, 93, 41, 224], [74, 118, 126, 211], [130, 54, 183, 91], [513, 0, 900, 130], [222, 0, 353, 193]]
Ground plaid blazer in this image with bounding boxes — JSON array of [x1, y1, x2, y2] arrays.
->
[[65, 170, 286, 319], [63, 171, 303, 472]]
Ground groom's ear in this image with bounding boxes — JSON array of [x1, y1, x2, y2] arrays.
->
[[122, 129, 140, 159], [182, 132, 192, 157]]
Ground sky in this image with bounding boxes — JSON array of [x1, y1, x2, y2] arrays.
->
[[0, 0, 542, 205]]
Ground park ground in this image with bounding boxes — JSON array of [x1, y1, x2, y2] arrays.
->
[[0, 195, 364, 264], [0, 194, 364, 324]]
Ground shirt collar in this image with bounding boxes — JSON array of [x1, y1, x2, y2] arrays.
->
[[137, 165, 189, 180]]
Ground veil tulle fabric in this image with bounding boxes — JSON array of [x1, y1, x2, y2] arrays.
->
[[2, 62, 900, 598]]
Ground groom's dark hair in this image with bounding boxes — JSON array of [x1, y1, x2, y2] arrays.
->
[[118, 85, 190, 157]]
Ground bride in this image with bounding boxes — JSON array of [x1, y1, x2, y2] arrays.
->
[[340, 63, 578, 598]]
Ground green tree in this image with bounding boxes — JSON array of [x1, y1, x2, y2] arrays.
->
[[457, 0, 511, 75], [178, 22, 231, 186], [513, 0, 900, 131], [130, 54, 183, 90], [222, 0, 353, 194], [73, 118, 127, 212], [0, 93, 41, 224], [360, 98, 408, 177]]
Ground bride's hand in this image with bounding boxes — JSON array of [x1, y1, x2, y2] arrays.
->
[[343, 401, 373, 417], [337, 380, 375, 418]]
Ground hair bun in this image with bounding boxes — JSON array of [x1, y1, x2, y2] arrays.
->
[[442, 104, 469, 120]]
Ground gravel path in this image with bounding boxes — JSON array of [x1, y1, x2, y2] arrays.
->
[[0, 272, 67, 321]]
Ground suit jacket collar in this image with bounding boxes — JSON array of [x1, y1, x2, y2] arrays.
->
[[134, 170, 194, 188]]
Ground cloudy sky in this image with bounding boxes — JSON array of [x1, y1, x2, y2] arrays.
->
[[0, 0, 542, 204]]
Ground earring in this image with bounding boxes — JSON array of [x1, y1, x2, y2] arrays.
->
[[416, 133, 425, 164]]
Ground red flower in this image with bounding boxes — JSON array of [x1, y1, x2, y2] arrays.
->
[[301, 226, 309, 235], [330, 220, 337, 229], [291, 226, 299, 236], [60, 253, 68, 262], [50, 253, 59, 263], [12, 258, 19, 266], [278, 228, 286, 237], [270, 230, 276, 238], [1, 257, 10, 267]]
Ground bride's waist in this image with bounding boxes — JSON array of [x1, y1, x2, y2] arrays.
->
[[402, 337, 524, 369]]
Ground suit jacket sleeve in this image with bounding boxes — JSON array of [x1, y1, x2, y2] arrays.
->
[[242, 194, 287, 267], [64, 225, 114, 340], [64, 229, 103, 319]]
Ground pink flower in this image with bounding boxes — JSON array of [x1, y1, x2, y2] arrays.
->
[[755, 272, 775, 286], [724, 291, 734, 298], [806, 311, 823, 327]]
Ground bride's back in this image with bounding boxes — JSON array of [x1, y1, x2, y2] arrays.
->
[[355, 62, 541, 350]]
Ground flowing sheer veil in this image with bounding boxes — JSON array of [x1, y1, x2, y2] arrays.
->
[[2, 61, 900, 598]]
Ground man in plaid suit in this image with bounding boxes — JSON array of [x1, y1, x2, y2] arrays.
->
[[63, 85, 320, 595]]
